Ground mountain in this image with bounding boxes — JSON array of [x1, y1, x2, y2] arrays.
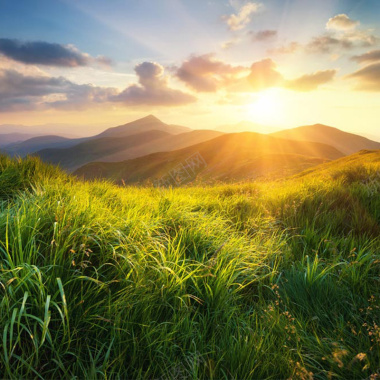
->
[[74, 132, 344, 184], [95, 115, 191, 138], [36, 130, 169, 171], [215, 121, 276, 134], [0, 133, 37, 147], [271, 124, 380, 155], [0, 124, 89, 138], [4, 135, 76, 156], [2, 115, 191, 160], [36, 129, 223, 171], [97, 129, 224, 162]]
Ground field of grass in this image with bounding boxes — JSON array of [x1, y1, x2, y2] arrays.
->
[[0, 152, 379, 379]]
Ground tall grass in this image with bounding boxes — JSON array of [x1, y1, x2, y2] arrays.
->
[[0, 154, 379, 378]]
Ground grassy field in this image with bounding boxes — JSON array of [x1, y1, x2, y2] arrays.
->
[[0, 152, 379, 379]]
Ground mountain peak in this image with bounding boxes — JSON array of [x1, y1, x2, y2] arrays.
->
[[140, 114, 161, 122]]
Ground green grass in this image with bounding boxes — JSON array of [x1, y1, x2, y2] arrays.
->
[[0, 153, 379, 379]]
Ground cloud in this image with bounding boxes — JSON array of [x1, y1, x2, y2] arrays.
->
[[249, 30, 277, 42], [268, 41, 301, 55], [175, 54, 246, 92], [246, 59, 283, 90], [352, 49, 380, 63], [286, 70, 336, 91], [0, 38, 111, 67], [0, 61, 195, 112], [306, 32, 378, 54], [0, 69, 117, 111], [221, 38, 240, 50], [326, 14, 359, 31], [112, 62, 196, 106], [270, 13, 378, 56], [347, 63, 380, 91], [306, 35, 354, 53], [223, 2, 261, 31], [175, 55, 335, 93]]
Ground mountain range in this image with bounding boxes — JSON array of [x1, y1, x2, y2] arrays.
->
[[74, 131, 343, 184], [1, 115, 379, 184], [271, 124, 380, 155]]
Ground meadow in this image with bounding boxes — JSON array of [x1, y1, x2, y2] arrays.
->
[[0, 152, 379, 379]]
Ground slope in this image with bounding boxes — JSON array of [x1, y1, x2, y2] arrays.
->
[[0, 132, 37, 147], [74, 131, 344, 183], [36, 130, 170, 171], [271, 124, 380, 155], [98, 129, 224, 162], [0, 154, 379, 379], [4, 135, 76, 156]]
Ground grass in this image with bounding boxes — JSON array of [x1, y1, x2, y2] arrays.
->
[[0, 153, 379, 379]]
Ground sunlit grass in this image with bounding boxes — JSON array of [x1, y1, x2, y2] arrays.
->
[[0, 154, 379, 378]]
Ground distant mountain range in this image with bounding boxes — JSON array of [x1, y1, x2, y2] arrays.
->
[[33, 116, 220, 171], [74, 131, 344, 184], [0, 133, 37, 147], [271, 124, 380, 155], [1, 115, 379, 185], [214, 121, 277, 134]]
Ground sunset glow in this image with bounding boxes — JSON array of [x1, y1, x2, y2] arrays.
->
[[0, 0, 379, 137]]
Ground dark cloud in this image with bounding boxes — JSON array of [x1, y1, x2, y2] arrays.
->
[[249, 30, 277, 42], [0, 69, 115, 111], [0, 60, 196, 111], [0, 38, 111, 67], [175, 54, 245, 92], [286, 70, 336, 91], [112, 62, 196, 106], [347, 63, 380, 91], [352, 49, 380, 63]]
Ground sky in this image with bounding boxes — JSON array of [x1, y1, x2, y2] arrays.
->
[[0, 0, 380, 137]]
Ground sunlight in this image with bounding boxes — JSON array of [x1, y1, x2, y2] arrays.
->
[[246, 88, 286, 125]]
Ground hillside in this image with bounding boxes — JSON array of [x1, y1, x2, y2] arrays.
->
[[2, 115, 192, 159], [74, 132, 344, 183], [0, 132, 37, 147], [0, 153, 379, 379], [36, 130, 170, 171], [4, 135, 75, 156], [35, 129, 222, 171], [271, 124, 380, 155], [95, 129, 224, 162]]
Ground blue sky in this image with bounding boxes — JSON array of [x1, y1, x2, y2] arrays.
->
[[0, 0, 379, 136]]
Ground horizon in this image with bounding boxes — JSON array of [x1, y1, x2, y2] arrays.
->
[[1, 0, 380, 138], [1, 114, 380, 142]]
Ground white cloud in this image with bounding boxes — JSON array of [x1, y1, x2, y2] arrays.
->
[[223, 2, 262, 31], [326, 14, 360, 31]]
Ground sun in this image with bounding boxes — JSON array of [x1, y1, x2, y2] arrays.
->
[[246, 88, 285, 125]]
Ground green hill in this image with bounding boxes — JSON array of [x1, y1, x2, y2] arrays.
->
[[74, 131, 344, 183], [0, 152, 379, 378]]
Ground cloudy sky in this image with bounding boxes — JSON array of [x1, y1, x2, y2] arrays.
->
[[0, 0, 379, 136]]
